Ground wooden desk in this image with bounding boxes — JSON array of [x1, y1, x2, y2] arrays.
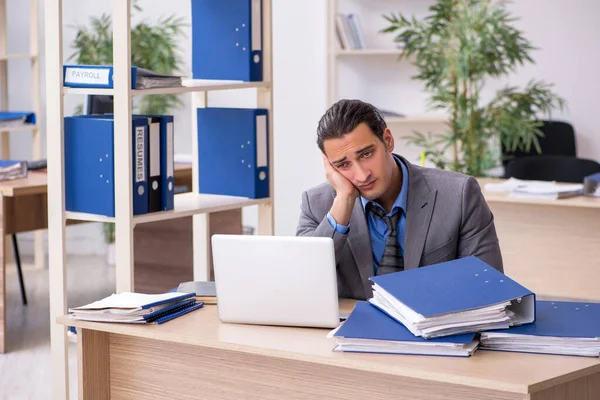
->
[[58, 300, 600, 400], [478, 178, 600, 302], [0, 171, 49, 353]]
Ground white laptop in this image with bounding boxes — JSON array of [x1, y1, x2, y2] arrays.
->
[[211, 234, 340, 328]]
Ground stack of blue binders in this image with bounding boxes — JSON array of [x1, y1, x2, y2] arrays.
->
[[333, 256, 600, 358], [64, 114, 175, 217], [190, 0, 269, 199]]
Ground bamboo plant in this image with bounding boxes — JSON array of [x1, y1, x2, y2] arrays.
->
[[381, 0, 566, 176]]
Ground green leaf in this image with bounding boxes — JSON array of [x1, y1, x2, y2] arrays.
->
[[380, 0, 566, 176]]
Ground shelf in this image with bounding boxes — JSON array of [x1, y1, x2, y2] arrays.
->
[[0, 53, 37, 61], [65, 192, 272, 225], [335, 49, 405, 57], [63, 80, 271, 97], [0, 124, 38, 132], [385, 114, 449, 124]]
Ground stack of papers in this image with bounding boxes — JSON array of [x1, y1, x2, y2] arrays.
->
[[484, 177, 583, 199], [368, 256, 535, 338], [331, 301, 479, 357], [0, 160, 28, 181], [68, 292, 203, 324], [481, 300, 600, 357], [135, 67, 183, 89]]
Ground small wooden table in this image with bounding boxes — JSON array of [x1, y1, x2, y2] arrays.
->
[[478, 178, 600, 302], [59, 300, 600, 400], [0, 171, 49, 353]]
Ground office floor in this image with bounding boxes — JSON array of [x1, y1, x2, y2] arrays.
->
[[0, 254, 115, 400]]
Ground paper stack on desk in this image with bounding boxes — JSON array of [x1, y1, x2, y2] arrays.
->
[[331, 301, 479, 357], [483, 178, 583, 199], [510, 182, 583, 200], [480, 300, 600, 357], [68, 292, 203, 324], [368, 256, 536, 339]]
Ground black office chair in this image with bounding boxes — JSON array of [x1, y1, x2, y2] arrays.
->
[[501, 120, 577, 168], [505, 155, 600, 183]]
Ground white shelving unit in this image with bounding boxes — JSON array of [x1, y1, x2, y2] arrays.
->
[[327, 0, 449, 125], [44, 0, 274, 398], [0, 0, 44, 269]]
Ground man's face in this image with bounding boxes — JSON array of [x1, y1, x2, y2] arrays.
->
[[323, 122, 395, 200]]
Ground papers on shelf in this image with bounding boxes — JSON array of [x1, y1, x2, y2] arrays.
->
[[484, 178, 583, 200], [0, 160, 28, 181]]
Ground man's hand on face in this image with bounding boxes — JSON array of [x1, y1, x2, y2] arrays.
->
[[323, 153, 358, 201]]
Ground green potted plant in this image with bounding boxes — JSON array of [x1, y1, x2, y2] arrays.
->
[[381, 0, 566, 176], [69, 2, 187, 263]]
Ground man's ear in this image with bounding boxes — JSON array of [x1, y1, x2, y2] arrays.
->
[[383, 128, 394, 152]]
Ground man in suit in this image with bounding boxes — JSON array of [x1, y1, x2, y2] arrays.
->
[[296, 99, 503, 300]]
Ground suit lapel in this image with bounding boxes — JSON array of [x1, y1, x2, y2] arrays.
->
[[403, 159, 437, 270]]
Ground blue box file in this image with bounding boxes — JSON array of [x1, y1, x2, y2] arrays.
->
[[197, 107, 269, 199], [191, 0, 263, 81], [64, 116, 149, 216]]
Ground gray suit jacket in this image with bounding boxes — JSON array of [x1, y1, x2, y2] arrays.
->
[[296, 155, 503, 300]]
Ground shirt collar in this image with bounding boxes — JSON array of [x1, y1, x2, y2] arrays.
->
[[361, 154, 409, 216]]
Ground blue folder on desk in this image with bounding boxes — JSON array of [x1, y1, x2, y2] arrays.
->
[[332, 302, 479, 357], [197, 107, 269, 198], [369, 256, 536, 339], [64, 115, 149, 216], [481, 300, 600, 357], [68, 292, 203, 324], [191, 0, 263, 81]]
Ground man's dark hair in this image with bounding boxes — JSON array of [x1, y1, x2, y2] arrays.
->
[[316, 99, 387, 152]]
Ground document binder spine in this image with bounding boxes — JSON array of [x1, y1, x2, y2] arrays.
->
[[143, 298, 197, 322], [250, 0, 263, 81], [146, 116, 162, 212], [155, 302, 204, 324], [63, 65, 141, 89], [132, 118, 149, 215], [161, 116, 175, 211]]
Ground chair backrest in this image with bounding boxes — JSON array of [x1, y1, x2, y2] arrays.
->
[[501, 120, 577, 167], [505, 155, 600, 183]]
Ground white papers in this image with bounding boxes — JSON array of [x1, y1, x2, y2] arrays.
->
[[484, 178, 583, 200], [333, 339, 479, 357], [369, 286, 515, 338], [68, 292, 194, 323], [480, 333, 600, 357]]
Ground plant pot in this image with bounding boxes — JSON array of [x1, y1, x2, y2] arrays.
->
[[106, 242, 116, 265]]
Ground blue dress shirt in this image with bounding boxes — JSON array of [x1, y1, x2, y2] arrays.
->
[[327, 155, 409, 274]]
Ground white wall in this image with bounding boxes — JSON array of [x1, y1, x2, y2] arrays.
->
[[271, 0, 329, 236], [332, 0, 600, 164], [5, 0, 600, 254]]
